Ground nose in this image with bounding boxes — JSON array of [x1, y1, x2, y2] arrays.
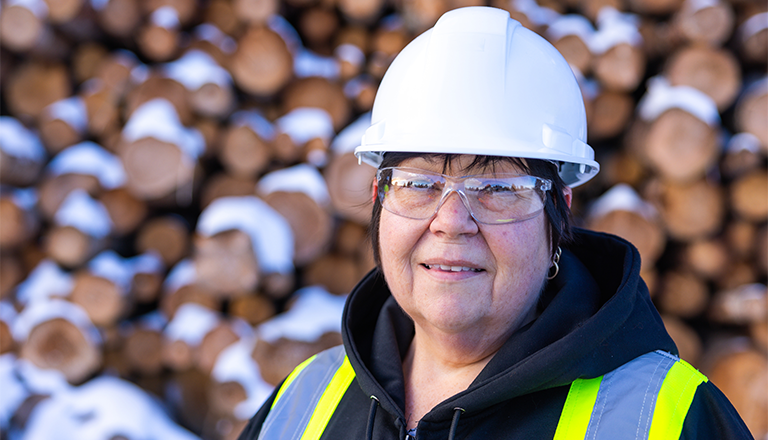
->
[[429, 190, 479, 236]]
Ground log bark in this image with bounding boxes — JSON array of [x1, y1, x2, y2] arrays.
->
[[166, 369, 211, 434], [122, 326, 165, 375], [705, 344, 768, 439], [137, 23, 180, 62], [665, 45, 742, 111], [303, 253, 360, 295], [656, 270, 710, 318], [94, 0, 142, 38], [71, 42, 108, 84], [587, 90, 634, 141], [203, 0, 242, 36], [683, 238, 730, 280], [587, 209, 666, 270], [164, 338, 195, 372], [551, 34, 592, 76], [119, 137, 197, 201], [0, 197, 37, 250], [144, 0, 198, 26], [649, 178, 725, 241], [193, 229, 260, 298], [20, 317, 102, 384], [599, 149, 647, 188], [37, 174, 101, 220], [324, 151, 375, 225], [0, 254, 25, 299], [4, 61, 71, 120], [709, 283, 767, 325], [233, 0, 279, 25], [628, 0, 683, 15], [299, 6, 339, 48], [200, 173, 257, 209], [124, 76, 193, 126], [69, 272, 127, 328], [0, 2, 45, 53], [219, 125, 273, 179], [0, 149, 45, 187], [42, 225, 103, 268], [734, 82, 768, 150], [99, 187, 148, 236], [196, 322, 240, 374], [0, 318, 15, 354], [335, 220, 368, 257], [38, 116, 83, 155], [729, 168, 768, 222], [282, 77, 351, 131], [43, 0, 85, 23], [135, 216, 190, 267], [132, 271, 164, 304], [160, 283, 220, 320], [260, 272, 295, 300], [592, 43, 646, 92], [190, 82, 236, 119], [208, 380, 248, 418], [637, 109, 720, 183], [229, 293, 276, 326], [661, 314, 702, 366], [252, 332, 342, 386], [230, 26, 293, 97], [737, 8, 768, 65], [725, 219, 757, 260], [671, 0, 734, 47], [81, 82, 122, 141], [338, 0, 385, 23], [262, 191, 334, 266]]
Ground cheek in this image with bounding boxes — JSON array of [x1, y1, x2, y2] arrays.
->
[[378, 212, 421, 275], [491, 220, 551, 285]]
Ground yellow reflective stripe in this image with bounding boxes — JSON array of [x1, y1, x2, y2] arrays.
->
[[648, 359, 707, 440], [554, 376, 603, 440], [272, 354, 318, 409], [299, 355, 356, 440]]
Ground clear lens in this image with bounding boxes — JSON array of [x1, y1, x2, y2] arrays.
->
[[377, 167, 551, 224]]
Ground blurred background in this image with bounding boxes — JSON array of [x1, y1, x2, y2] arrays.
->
[[0, 0, 766, 438]]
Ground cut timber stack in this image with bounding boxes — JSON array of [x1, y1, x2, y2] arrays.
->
[[0, 0, 765, 439]]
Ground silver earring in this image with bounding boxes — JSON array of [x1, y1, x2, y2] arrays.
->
[[547, 246, 562, 280]]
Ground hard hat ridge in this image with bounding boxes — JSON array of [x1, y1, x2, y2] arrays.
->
[[355, 6, 600, 187]]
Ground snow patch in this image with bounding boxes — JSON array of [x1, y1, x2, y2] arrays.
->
[[196, 196, 294, 274]]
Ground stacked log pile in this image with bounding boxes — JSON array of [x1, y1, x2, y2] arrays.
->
[[0, 0, 765, 438]]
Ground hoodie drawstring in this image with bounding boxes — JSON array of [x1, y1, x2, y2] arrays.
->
[[448, 407, 465, 440], [366, 395, 379, 440]]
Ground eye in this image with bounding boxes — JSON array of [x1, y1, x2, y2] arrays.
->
[[392, 176, 441, 191]]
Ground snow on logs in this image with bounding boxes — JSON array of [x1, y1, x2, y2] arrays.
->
[[0, 0, 766, 438]]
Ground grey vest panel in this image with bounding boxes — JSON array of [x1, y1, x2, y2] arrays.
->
[[586, 350, 679, 440], [258, 345, 347, 440]]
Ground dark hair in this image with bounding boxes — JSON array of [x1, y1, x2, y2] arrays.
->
[[367, 153, 573, 267]]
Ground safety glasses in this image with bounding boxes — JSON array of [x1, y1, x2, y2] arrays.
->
[[376, 167, 552, 224]]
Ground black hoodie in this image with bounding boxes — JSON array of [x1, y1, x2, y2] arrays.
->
[[239, 229, 753, 440]]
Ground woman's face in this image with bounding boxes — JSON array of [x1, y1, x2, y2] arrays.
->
[[378, 155, 555, 341]]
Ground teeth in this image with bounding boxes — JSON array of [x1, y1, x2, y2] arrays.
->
[[425, 264, 479, 272]]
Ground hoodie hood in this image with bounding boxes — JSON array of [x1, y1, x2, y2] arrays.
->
[[341, 228, 676, 426]]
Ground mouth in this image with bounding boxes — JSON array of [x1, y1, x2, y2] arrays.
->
[[421, 263, 484, 273]]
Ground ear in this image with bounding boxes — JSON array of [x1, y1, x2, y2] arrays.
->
[[563, 186, 573, 209], [371, 179, 378, 204]]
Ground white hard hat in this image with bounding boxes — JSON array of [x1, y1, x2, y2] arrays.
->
[[354, 6, 599, 187]]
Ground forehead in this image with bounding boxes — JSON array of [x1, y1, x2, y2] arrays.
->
[[397, 154, 529, 176]]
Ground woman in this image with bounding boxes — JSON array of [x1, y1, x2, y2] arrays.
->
[[239, 7, 752, 440]]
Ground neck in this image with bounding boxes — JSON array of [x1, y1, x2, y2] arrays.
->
[[401, 326, 503, 430]]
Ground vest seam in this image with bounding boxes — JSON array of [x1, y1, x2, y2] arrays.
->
[[636, 354, 674, 440]]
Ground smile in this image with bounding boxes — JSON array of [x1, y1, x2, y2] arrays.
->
[[422, 264, 483, 273]]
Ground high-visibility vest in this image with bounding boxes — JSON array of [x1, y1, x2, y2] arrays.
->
[[258, 347, 707, 440]]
